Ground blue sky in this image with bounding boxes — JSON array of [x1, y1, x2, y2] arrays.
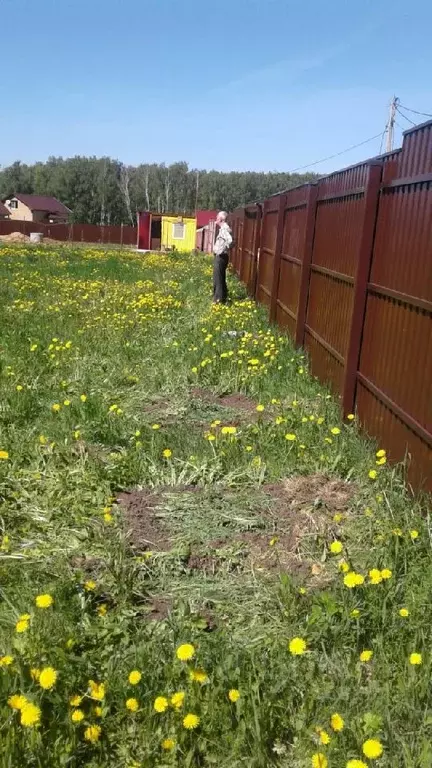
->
[[1, 0, 431, 173]]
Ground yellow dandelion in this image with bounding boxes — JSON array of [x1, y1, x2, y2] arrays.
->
[[368, 469, 377, 480], [15, 619, 29, 633], [330, 541, 343, 554], [312, 754, 328, 768], [319, 729, 331, 745], [35, 593, 53, 609], [39, 667, 57, 690], [84, 724, 101, 743], [176, 643, 195, 661], [189, 669, 208, 684], [399, 608, 409, 617], [409, 652, 422, 665], [162, 738, 176, 750], [360, 650, 373, 662], [289, 637, 307, 655], [368, 568, 382, 584], [128, 670, 142, 685], [84, 580, 96, 591], [330, 427, 340, 435], [162, 448, 172, 458], [346, 761, 367, 768], [344, 571, 364, 588], [351, 609, 360, 618], [256, 404, 265, 412], [285, 433, 296, 441], [228, 688, 240, 702], [347, 413, 355, 421], [88, 680, 106, 700], [380, 568, 392, 580], [183, 713, 200, 730], [80, 394, 87, 402], [8, 694, 28, 710], [410, 529, 419, 540], [126, 697, 139, 712], [362, 739, 383, 759], [71, 708, 85, 723], [154, 696, 169, 713], [0, 655, 13, 667], [20, 702, 41, 728], [330, 712, 344, 732], [171, 691, 185, 709], [0, 450, 9, 460], [376, 449, 386, 458], [69, 695, 83, 707]]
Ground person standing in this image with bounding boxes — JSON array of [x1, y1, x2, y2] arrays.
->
[[213, 211, 233, 304]]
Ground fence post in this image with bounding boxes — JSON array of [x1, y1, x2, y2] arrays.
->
[[251, 204, 262, 299], [269, 193, 287, 324], [342, 162, 383, 418], [295, 184, 318, 348]]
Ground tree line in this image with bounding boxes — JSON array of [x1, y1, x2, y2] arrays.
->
[[0, 157, 318, 226]]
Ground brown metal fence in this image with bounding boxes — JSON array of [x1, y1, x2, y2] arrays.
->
[[229, 121, 432, 492], [0, 219, 137, 246]]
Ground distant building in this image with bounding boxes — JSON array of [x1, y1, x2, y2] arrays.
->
[[0, 201, 10, 220], [2, 194, 71, 224], [137, 212, 197, 252]]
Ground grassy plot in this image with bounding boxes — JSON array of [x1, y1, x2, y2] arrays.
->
[[0, 244, 431, 768]]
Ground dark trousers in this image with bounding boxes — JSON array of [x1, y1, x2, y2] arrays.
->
[[213, 252, 229, 303]]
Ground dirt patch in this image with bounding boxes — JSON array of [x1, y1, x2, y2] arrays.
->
[[191, 387, 258, 417], [187, 552, 220, 575], [265, 474, 355, 517], [117, 489, 172, 552], [146, 597, 172, 621]]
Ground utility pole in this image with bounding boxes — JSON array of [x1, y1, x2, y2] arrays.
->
[[386, 95, 399, 152]]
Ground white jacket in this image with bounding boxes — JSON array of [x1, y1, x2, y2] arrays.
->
[[213, 222, 233, 256]]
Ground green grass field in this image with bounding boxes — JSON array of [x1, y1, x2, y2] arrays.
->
[[0, 244, 431, 768]]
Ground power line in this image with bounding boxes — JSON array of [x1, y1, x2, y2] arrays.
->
[[396, 106, 417, 127], [287, 131, 384, 173], [398, 103, 432, 119]]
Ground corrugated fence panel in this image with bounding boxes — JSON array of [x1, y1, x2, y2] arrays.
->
[[398, 122, 432, 177], [275, 186, 310, 335], [304, 166, 368, 396], [240, 206, 259, 295], [358, 174, 432, 490], [256, 196, 280, 307]]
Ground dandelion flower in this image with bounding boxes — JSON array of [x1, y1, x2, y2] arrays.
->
[[410, 529, 419, 540], [8, 694, 28, 710], [330, 427, 341, 435], [347, 414, 355, 421], [344, 572, 364, 588], [162, 738, 176, 750], [360, 650, 373, 662], [368, 568, 382, 584], [221, 426, 237, 435], [289, 637, 307, 655], [330, 541, 343, 554], [330, 712, 344, 732], [362, 739, 383, 759], [170, 691, 185, 709], [256, 404, 265, 412], [285, 433, 296, 442], [126, 697, 139, 712], [0, 655, 13, 666], [162, 448, 172, 458], [183, 713, 200, 730], [368, 470, 377, 480], [319, 729, 331, 745], [128, 670, 142, 685], [176, 643, 195, 661], [20, 702, 41, 728], [39, 667, 57, 690], [409, 652, 422, 665], [312, 754, 328, 768], [346, 761, 368, 768], [71, 708, 85, 723], [84, 724, 101, 743], [69, 695, 83, 707], [189, 669, 208, 684], [376, 449, 386, 458], [399, 608, 409, 617], [0, 450, 9, 460], [94, 705, 103, 717], [228, 688, 240, 702], [15, 619, 29, 633], [35, 594, 53, 609], [80, 394, 87, 402], [52, 403, 61, 413], [351, 609, 360, 618], [84, 580, 96, 591], [89, 680, 106, 700], [380, 568, 392, 580], [154, 696, 169, 713]]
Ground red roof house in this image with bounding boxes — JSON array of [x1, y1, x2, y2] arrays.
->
[[3, 194, 71, 223]]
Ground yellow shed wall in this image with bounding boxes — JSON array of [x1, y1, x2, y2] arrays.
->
[[161, 216, 196, 252]]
